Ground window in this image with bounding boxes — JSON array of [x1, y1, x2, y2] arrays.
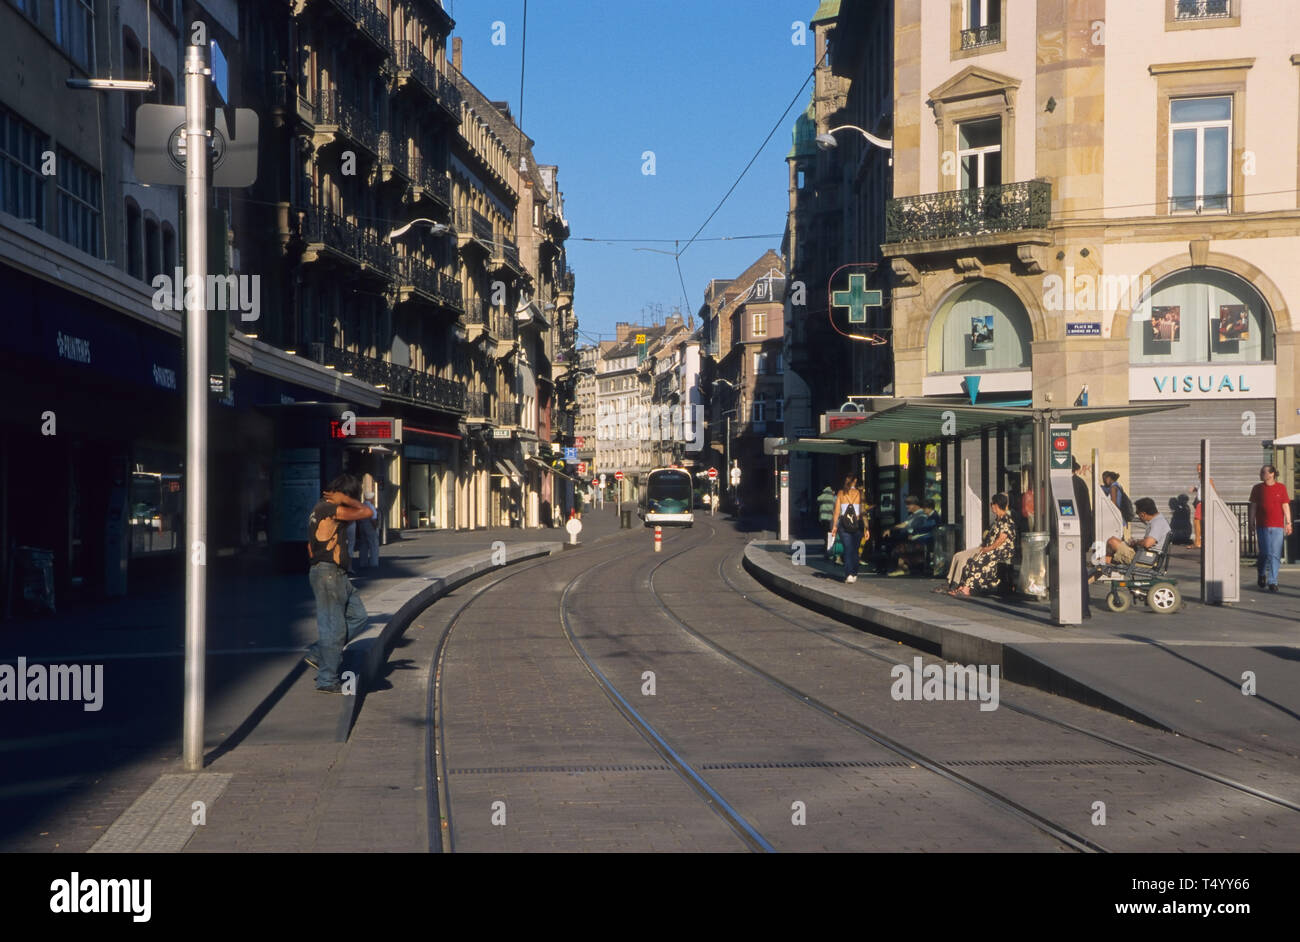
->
[[58, 148, 101, 256], [928, 279, 1033, 373], [0, 105, 47, 227], [55, 0, 95, 71], [958, 118, 1001, 190], [1171, 0, 1233, 23], [145, 217, 161, 282], [751, 395, 766, 424], [125, 200, 141, 278], [962, 0, 1001, 48], [1169, 97, 1230, 213], [774, 353, 784, 375], [754, 351, 768, 374], [773, 398, 784, 422], [12, 0, 38, 22], [752, 311, 767, 336], [1130, 268, 1273, 365], [123, 32, 142, 137]]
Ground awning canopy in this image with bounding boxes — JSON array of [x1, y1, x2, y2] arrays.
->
[[1272, 432, 1300, 447], [781, 438, 869, 455], [493, 459, 523, 485], [825, 400, 1190, 444]]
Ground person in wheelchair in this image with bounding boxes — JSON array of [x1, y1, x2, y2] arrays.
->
[[1100, 497, 1169, 570]]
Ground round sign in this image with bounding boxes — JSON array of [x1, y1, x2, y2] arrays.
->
[[707, 467, 718, 481], [599, 473, 606, 484], [577, 462, 586, 474], [615, 470, 624, 481], [1053, 437, 1068, 451], [565, 517, 582, 536]]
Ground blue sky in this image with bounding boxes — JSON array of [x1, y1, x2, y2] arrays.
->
[[447, 0, 816, 343]]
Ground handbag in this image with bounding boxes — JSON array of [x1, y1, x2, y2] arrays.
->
[[831, 535, 844, 557]]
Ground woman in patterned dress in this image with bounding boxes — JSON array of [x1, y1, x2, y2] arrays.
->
[[950, 493, 1015, 597]]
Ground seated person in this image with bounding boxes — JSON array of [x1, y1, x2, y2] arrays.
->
[[950, 494, 1016, 597], [1102, 497, 1170, 568], [888, 498, 940, 576]]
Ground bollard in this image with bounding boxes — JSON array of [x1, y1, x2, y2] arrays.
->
[[654, 525, 662, 552]]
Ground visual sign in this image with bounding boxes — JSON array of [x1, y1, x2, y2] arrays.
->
[[1050, 429, 1072, 470]]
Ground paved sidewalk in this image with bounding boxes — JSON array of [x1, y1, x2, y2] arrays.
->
[[744, 540, 1300, 756], [0, 508, 623, 851]]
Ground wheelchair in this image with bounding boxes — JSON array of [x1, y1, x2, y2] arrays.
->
[[1093, 532, 1181, 614]]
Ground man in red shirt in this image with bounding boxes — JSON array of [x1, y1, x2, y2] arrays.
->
[[1248, 464, 1292, 593]]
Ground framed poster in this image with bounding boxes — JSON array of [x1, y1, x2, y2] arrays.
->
[[1150, 306, 1180, 343], [969, 315, 995, 350], [1217, 304, 1248, 343]]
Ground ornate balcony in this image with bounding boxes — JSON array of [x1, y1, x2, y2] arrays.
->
[[960, 23, 1000, 49], [497, 400, 519, 428], [357, 231, 395, 280], [456, 209, 495, 252], [396, 256, 461, 312], [355, 1, 392, 56], [298, 205, 362, 265], [377, 131, 410, 184], [313, 88, 378, 155], [884, 180, 1051, 245], [1175, 0, 1231, 19], [324, 346, 466, 413], [465, 390, 494, 423], [409, 154, 451, 206], [394, 40, 462, 122], [492, 238, 524, 275]]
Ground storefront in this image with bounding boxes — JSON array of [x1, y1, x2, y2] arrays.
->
[[1126, 268, 1277, 511]]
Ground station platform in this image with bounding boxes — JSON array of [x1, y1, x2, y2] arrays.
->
[[743, 539, 1300, 756]]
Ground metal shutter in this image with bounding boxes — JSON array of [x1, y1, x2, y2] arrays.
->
[[1129, 399, 1275, 508]]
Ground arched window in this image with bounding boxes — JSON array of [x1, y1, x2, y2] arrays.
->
[[144, 215, 161, 283], [124, 198, 142, 279], [1130, 268, 1274, 365], [926, 279, 1032, 373]]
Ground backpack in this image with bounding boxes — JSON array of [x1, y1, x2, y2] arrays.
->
[[1118, 491, 1135, 524], [839, 502, 861, 533]]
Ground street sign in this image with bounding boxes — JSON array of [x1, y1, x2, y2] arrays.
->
[[564, 446, 578, 463], [599, 473, 607, 485], [577, 462, 587, 474], [615, 470, 624, 481], [730, 465, 741, 486], [1050, 430, 1072, 470], [576, 437, 584, 447], [707, 467, 718, 481], [134, 104, 260, 188], [491, 428, 511, 439]]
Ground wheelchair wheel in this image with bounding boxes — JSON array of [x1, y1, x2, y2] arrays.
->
[[1147, 583, 1181, 614], [1105, 589, 1132, 613]]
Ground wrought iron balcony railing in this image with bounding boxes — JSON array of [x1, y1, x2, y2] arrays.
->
[[473, 211, 494, 244], [1175, 0, 1230, 19], [324, 346, 466, 412], [358, 231, 394, 277], [394, 40, 462, 119], [409, 154, 451, 204], [356, 1, 392, 55], [299, 205, 362, 262], [960, 23, 1001, 49], [377, 131, 409, 179], [465, 390, 493, 421], [885, 180, 1051, 243], [498, 400, 519, 427], [397, 256, 460, 310], [463, 297, 488, 325], [314, 88, 378, 151]]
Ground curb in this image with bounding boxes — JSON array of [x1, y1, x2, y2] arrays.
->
[[742, 541, 1173, 731]]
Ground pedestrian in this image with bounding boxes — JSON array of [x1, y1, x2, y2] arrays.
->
[[949, 494, 1016, 597], [1072, 458, 1093, 619], [830, 475, 866, 583], [304, 474, 373, 693], [356, 489, 380, 568], [1189, 462, 1217, 548], [1248, 464, 1292, 592], [574, 486, 584, 519], [817, 485, 836, 557]]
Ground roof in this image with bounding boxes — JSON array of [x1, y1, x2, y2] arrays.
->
[[788, 100, 817, 160], [810, 0, 841, 26]]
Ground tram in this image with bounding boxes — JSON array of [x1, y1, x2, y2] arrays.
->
[[640, 466, 695, 528]]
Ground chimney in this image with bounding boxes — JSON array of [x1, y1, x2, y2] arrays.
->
[[452, 37, 462, 72]]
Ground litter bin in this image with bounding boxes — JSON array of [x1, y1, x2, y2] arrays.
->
[[1016, 531, 1050, 598], [621, 508, 634, 529], [13, 546, 56, 615]]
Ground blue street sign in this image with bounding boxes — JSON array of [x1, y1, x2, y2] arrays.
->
[[564, 447, 578, 464]]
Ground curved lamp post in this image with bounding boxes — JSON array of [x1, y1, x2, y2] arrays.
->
[[385, 218, 450, 241], [815, 124, 893, 152]]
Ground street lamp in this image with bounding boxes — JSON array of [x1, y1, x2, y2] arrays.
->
[[815, 124, 893, 152], [385, 218, 450, 241]]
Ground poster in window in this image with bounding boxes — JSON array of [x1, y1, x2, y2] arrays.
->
[[1217, 304, 1249, 343], [969, 315, 995, 350], [1150, 306, 1180, 343]]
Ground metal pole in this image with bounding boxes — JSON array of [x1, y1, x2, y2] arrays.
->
[[182, 43, 209, 772]]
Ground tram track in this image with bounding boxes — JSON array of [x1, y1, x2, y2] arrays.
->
[[708, 534, 1300, 817]]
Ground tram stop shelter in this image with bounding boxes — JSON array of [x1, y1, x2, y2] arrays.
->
[[782, 399, 1188, 540]]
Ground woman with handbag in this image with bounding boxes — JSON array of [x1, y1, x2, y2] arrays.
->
[[830, 475, 866, 583]]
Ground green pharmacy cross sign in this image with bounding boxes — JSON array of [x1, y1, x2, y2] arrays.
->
[[831, 273, 883, 324]]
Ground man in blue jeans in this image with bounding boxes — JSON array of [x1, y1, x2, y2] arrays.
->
[[1249, 464, 1293, 593], [304, 474, 374, 692]]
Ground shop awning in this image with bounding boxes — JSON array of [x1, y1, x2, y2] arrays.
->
[[825, 400, 1189, 443], [525, 454, 578, 482], [781, 438, 872, 455], [1272, 433, 1300, 447], [493, 459, 523, 485]]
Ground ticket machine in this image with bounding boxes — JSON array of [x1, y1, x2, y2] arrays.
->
[[1048, 424, 1082, 625]]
